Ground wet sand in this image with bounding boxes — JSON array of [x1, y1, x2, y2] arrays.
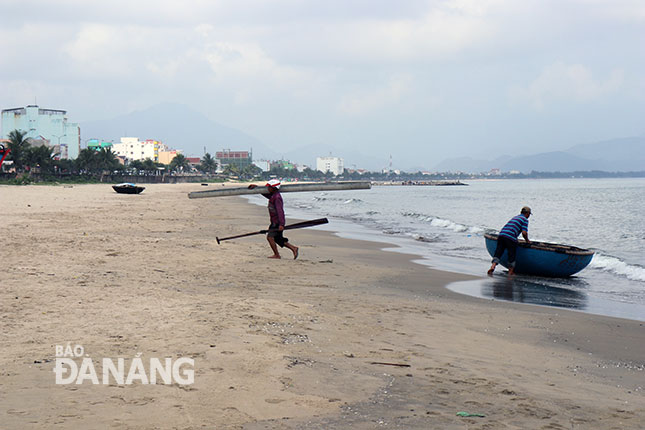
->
[[0, 183, 643, 429]]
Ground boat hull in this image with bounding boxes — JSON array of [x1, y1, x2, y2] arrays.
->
[[112, 184, 145, 194], [484, 234, 594, 277]]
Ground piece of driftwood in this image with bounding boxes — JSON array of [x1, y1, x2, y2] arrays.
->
[[369, 361, 411, 368]]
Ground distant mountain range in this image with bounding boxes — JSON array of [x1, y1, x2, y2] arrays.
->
[[433, 136, 645, 173], [81, 103, 277, 159], [81, 103, 643, 173], [80, 103, 388, 169]]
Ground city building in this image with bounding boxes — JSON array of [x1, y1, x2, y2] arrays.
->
[[271, 160, 296, 170], [1, 105, 81, 158], [488, 168, 501, 176], [216, 149, 252, 169], [158, 149, 180, 165], [316, 156, 344, 176], [111, 137, 166, 162], [252, 160, 271, 172], [186, 157, 201, 170], [25, 137, 68, 160], [86, 139, 113, 151]]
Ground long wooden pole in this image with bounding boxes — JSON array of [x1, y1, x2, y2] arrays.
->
[[216, 218, 329, 244], [188, 181, 371, 199]]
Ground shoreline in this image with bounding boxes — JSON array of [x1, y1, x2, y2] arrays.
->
[[1, 183, 643, 429], [245, 189, 645, 323]]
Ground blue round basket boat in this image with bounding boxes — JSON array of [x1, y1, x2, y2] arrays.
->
[[484, 233, 594, 277]]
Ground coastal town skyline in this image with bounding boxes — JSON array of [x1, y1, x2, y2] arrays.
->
[[2, 101, 643, 174], [2, 1, 643, 170]]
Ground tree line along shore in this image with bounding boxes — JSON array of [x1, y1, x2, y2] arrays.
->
[[2, 130, 643, 185]]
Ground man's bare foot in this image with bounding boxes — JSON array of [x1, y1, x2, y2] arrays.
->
[[487, 268, 494, 276], [508, 268, 515, 276], [292, 247, 299, 260], [268, 255, 281, 259]]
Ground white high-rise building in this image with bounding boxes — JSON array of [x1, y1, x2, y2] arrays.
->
[[316, 156, 344, 176], [111, 137, 166, 162]]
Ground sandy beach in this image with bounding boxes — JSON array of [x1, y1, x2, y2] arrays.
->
[[1, 183, 643, 429]]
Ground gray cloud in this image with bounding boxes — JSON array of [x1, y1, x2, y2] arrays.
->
[[1, 0, 643, 168]]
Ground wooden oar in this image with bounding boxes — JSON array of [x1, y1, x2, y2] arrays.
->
[[216, 218, 329, 244]]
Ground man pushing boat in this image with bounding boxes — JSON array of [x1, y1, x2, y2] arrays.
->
[[248, 180, 299, 260], [488, 206, 531, 276]]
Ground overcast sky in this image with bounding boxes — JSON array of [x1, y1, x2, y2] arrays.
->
[[1, 0, 644, 167]]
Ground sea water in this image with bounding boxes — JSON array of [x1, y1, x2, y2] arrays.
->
[[247, 178, 645, 321]]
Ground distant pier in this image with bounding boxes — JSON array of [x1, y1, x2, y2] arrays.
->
[[373, 180, 468, 186]]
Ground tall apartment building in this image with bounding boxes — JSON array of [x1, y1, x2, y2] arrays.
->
[[1, 105, 81, 158], [316, 156, 344, 176]]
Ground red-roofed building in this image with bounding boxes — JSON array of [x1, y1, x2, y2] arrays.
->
[[216, 149, 252, 169], [186, 157, 201, 168]]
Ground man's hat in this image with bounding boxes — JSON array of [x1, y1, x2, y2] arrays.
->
[[266, 179, 281, 189], [521, 206, 531, 214]]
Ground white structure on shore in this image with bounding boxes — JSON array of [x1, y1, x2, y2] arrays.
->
[[316, 156, 344, 176], [252, 160, 271, 172], [111, 137, 167, 162]]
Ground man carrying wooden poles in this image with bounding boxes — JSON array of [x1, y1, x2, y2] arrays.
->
[[248, 179, 299, 260], [190, 180, 371, 259]]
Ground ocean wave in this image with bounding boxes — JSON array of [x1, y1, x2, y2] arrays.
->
[[430, 218, 468, 232], [414, 235, 443, 243], [402, 211, 431, 220], [401, 211, 484, 234], [589, 253, 645, 282], [383, 229, 403, 235], [312, 195, 363, 204]]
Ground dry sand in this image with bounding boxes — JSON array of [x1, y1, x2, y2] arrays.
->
[[0, 183, 643, 429]]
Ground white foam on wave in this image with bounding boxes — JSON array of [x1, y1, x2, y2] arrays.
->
[[590, 253, 645, 282], [430, 218, 467, 232], [402, 212, 485, 235]]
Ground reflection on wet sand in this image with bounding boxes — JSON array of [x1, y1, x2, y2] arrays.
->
[[448, 274, 645, 321], [482, 275, 589, 309]]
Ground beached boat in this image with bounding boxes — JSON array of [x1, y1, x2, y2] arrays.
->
[[112, 183, 145, 194], [484, 233, 594, 277]]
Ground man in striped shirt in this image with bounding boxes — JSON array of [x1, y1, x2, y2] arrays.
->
[[488, 206, 531, 276]]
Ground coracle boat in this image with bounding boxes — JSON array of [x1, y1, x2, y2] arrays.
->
[[112, 183, 145, 194], [484, 233, 594, 277]]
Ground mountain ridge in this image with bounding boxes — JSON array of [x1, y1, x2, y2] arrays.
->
[[433, 136, 644, 173], [80, 103, 643, 172]]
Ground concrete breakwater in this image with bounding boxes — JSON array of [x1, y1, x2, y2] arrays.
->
[[373, 180, 468, 186]]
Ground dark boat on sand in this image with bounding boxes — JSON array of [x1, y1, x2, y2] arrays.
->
[[112, 183, 145, 194], [484, 233, 594, 277]]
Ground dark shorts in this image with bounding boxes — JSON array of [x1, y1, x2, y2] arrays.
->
[[267, 224, 289, 247], [492, 235, 518, 267]]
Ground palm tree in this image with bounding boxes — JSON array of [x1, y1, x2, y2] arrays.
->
[[26, 145, 58, 173], [76, 148, 99, 174], [96, 147, 119, 172], [129, 159, 144, 173], [241, 164, 262, 180], [199, 153, 217, 174], [222, 163, 241, 177], [169, 153, 191, 173], [141, 158, 157, 174], [7, 130, 30, 172]]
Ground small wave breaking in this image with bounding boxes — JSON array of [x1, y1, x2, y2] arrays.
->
[[590, 253, 645, 282], [402, 212, 485, 234]]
